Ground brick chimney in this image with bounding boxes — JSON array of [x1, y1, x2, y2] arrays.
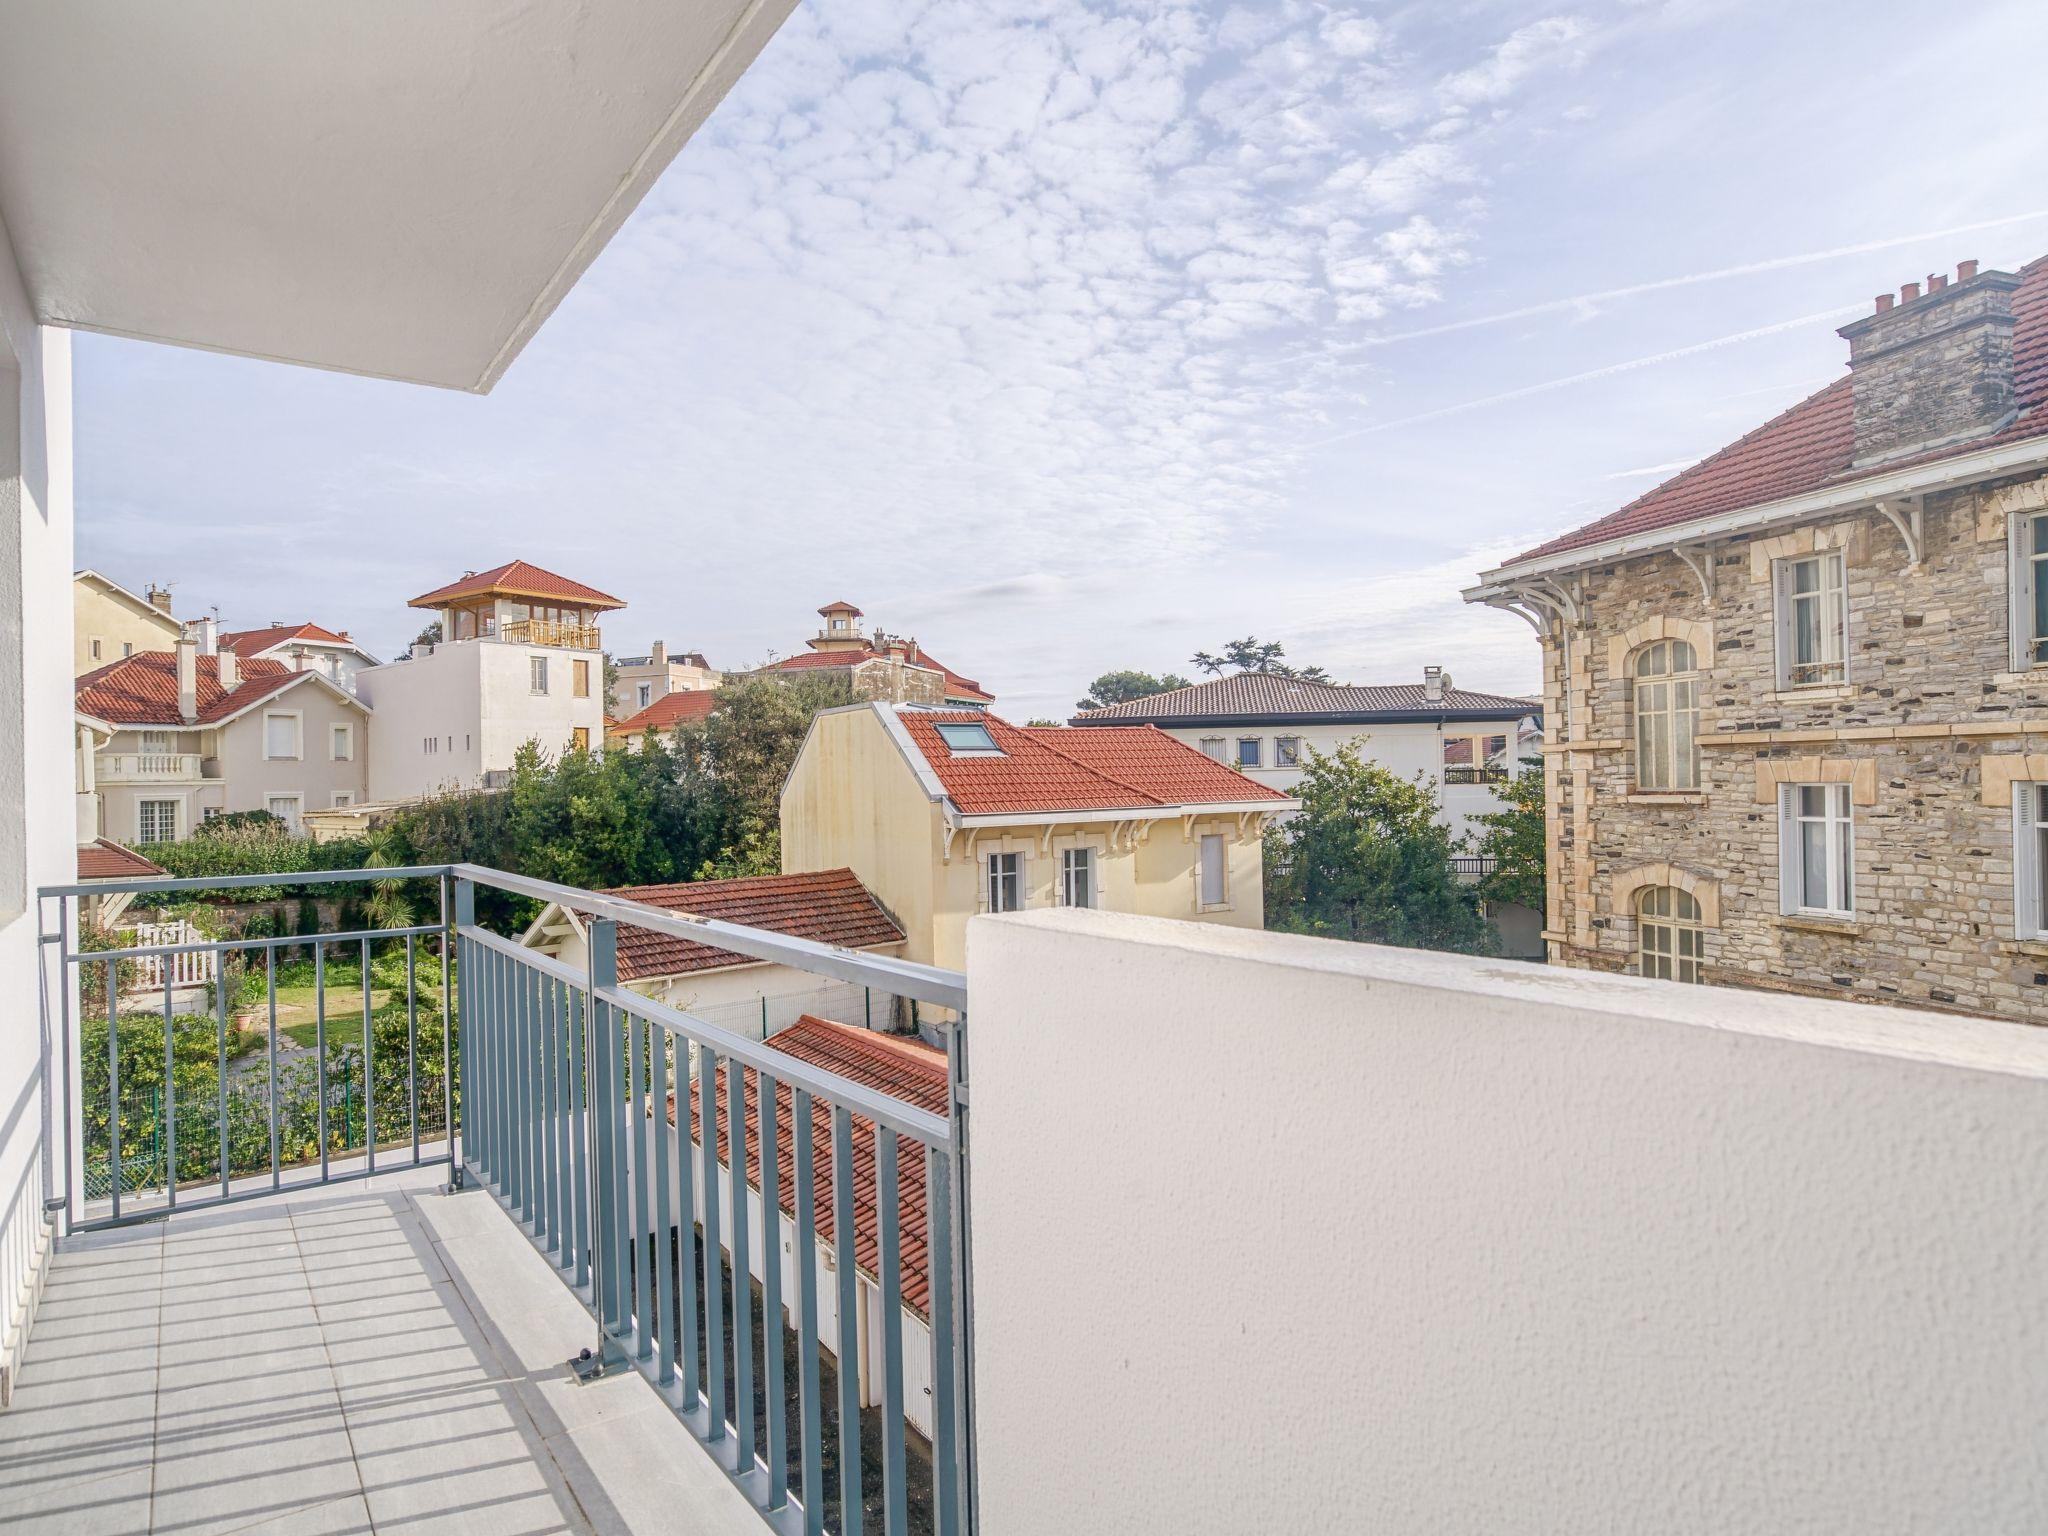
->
[[1837, 259, 2022, 467], [650, 640, 667, 665], [147, 583, 174, 614], [175, 637, 199, 724]]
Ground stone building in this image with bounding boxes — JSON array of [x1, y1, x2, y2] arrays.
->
[[1466, 255, 2048, 1021], [757, 599, 994, 709]]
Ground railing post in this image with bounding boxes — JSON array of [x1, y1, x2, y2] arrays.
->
[[946, 1012, 978, 1536], [573, 916, 629, 1379], [446, 876, 473, 1193]]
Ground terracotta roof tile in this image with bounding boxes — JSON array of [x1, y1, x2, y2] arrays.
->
[[1071, 673, 1538, 723], [77, 838, 167, 881], [75, 652, 314, 726], [900, 710, 1293, 815], [768, 645, 991, 701], [607, 689, 718, 737], [681, 1016, 947, 1314], [594, 868, 904, 983], [1513, 254, 2048, 564], [220, 622, 356, 655], [408, 559, 624, 610]]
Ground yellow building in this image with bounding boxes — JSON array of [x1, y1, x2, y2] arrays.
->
[[781, 703, 1298, 973], [73, 569, 182, 674]]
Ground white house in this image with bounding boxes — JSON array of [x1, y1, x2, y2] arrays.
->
[[356, 559, 617, 801], [219, 620, 381, 696], [519, 867, 909, 1038]]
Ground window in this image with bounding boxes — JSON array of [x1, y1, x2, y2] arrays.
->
[[1442, 733, 1511, 784], [2013, 783, 2048, 938], [263, 712, 300, 760], [573, 659, 591, 699], [1774, 552, 1846, 687], [1199, 736, 1226, 761], [530, 656, 550, 694], [1275, 736, 1301, 767], [140, 730, 172, 754], [138, 799, 177, 843], [201, 806, 222, 823], [1633, 640, 1699, 790], [637, 682, 653, 710], [935, 721, 1001, 755], [1236, 738, 1262, 769], [122, 642, 133, 657], [90, 637, 102, 661], [986, 851, 1023, 912], [830, 616, 849, 631], [332, 791, 355, 808], [2008, 513, 2048, 668], [1198, 833, 1227, 907], [1060, 847, 1095, 908], [571, 726, 590, 752], [330, 723, 353, 761], [266, 795, 302, 833], [1779, 783, 1854, 917], [1637, 887, 1704, 983]]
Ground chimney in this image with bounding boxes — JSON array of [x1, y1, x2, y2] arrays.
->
[[217, 648, 238, 690], [650, 640, 666, 665], [1836, 260, 2022, 467], [1423, 664, 1444, 704], [175, 638, 198, 724], [147, 583, 174, 614], [186, 615, 219, 655]]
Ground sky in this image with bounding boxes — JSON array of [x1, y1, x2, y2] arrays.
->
[[72, 0, 2048, 721]]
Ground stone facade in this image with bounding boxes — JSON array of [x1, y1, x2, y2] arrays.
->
[[1539, 470, 2048, 1023]]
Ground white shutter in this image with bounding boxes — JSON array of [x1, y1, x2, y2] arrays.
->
[[2016, 788, 2041, 939], [1776, 784, 1799, 915], [2010, 516, 2033, 673]]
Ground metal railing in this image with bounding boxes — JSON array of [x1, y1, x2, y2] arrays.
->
[[32, 860, 977, 1536]]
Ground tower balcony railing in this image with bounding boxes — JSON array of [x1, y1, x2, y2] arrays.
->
[[500, 618, 602, 650], [34, 862, 975, 1536]]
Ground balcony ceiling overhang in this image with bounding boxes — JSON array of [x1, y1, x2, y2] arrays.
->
[[0, 0, 798, 391]]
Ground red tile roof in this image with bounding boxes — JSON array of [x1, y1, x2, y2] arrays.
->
[[220, 622, 356, 655], [682, 1016, 947, 1314], [768, 645, 992, 702], [899, 711, 1294, 815], [77, 838, 166, 881], [589, 868, 905, 982], [1510, 255, 2048, 565], [408, 560, 624, 610], [74, 652, 323, 725], [607, 689, 718, 736]]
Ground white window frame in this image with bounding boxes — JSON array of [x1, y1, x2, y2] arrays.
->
[[1636, 886, 1704, 983], [332, 790, 355, 808], [1059, 846, 1097, 909], [2014, 782, 2048, 939], [89, 637, 103, 661], [530, 655, 550, 695], [1772, 551, 1847, 688], [1632, 639, 1699, 791], [985, 850, 1024, 913], [1198, 736, 1226, 761], [1778, 782, 1855, 918], [140, 729, 173, 754], [2008, 512, 2048, 670], [265, 793, 304, 833], [330, 722, 353, 762], [137, 798, 178, 843], [262, 710, 303, 761], [1197, 832, 1229, 910], [1235, 737, 1262, 769]]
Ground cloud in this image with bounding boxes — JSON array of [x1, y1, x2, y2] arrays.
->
[[1438, 16, 1590, 109]]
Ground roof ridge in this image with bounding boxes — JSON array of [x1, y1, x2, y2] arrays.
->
[[1010, 721, 1172, 806]]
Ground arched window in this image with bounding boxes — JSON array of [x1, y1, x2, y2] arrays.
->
[[1633, 639, 1699, 790], [1637, 886, 1704, 983]]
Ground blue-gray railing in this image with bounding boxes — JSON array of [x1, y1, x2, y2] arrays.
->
[[34, 861, 976, 1536]]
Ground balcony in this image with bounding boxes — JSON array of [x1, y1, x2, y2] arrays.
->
[[501, 618, 602, 650], [95, 751, 205, 784], [12, 868, 2048, 1534]]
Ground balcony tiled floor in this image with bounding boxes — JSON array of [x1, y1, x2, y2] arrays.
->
[[0, 1166, 762, 1535]]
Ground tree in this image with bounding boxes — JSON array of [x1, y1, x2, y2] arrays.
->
[[1076, 669, 1193, 712], [410, 620, 443, 650], [1472, 755, 1545, 913], [1190, 637, 1331, 683], [1263, 743, 1493, 954]]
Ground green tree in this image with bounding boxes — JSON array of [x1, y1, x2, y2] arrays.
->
[[1076, 669, 1193, 712], [1190, 637, 1331, 683], [1263, 743, 1493, 953], [1472, 755, 1545, 913]]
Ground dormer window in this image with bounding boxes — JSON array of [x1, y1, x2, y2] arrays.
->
[[935, 722, 1001, 755]]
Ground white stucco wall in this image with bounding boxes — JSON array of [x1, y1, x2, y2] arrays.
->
[[966, 908, 2048, 1535], [1156, 716, 1530, 841], [0, 215, 74, 1393]]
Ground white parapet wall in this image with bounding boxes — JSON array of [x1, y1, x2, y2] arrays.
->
[[965, 908, 2048, 1534]]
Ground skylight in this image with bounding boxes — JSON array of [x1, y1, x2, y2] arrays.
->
[[935, 721, 1001, 755]]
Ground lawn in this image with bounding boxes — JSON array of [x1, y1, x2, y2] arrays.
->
[[234, 983, 394, 1051]]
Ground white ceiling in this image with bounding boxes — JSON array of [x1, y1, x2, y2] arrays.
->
[[0, 0, 799, 391]]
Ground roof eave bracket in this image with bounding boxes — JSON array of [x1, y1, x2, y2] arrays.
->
[[1873, 496, 1925, 568]]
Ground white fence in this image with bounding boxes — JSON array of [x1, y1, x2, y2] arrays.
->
[[124, 921, 216, 994]]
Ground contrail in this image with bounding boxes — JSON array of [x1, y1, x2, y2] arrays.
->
[[1313, 209, 2048, 357], [1296, 302, 1865, 449]]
